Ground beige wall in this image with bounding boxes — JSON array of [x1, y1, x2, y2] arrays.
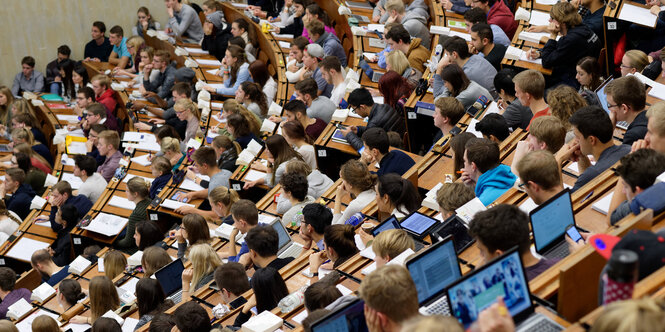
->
[[0, 0, 171, 88]]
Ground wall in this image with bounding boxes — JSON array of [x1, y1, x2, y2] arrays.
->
[[0, 0, 170, 88]]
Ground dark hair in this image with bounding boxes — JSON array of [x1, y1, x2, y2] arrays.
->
[[192, 146, 217, 168], [348, 88, 374, 108], [475, 113, 510, 141], [377, 174, 421, 216], [469, 204, 531, 255], [228, 36, 246, 49], [109, 25, 123, 36], [136, 221, 164, 250], [441, 64, 470, 96], [284, 99, 308, 116], [248, 60, 271, 87], [265, 135, 304, 183], [471, 23, 493, 43], [21, 56, 35, 68], [320, 56, 342, 72], [569, 106, 613, 143], [59, 204, 78, 231], [155, 124, 181, 141], [302, 203, 333, 234], [463, 7, 488, 24], [615, 149, 665, 192], [74, 155, 97, 176], [252, 267, 289, 313], [214, 263, 251, 295], [227, 113, 251, 137], [282, 120, 312, 144], [240, 81, 268, 117], [0, 267, 16, 292], [171, 82, 191, 97], [91, 317, 122, 332], [231, 199, 259, 225], [78, 86, 95, 101], [57, 45, 71, 56], [576, 56, 602, 90], [57, 59, 76, 99], [181, 214, 211, 246], [93, 21, 107, 33], [292, 36, 310, 50], [73, 65, 90, 86], [59, 279, 85, 306], [465, 138, 500, 173], [385, 25, 410, 44], [378, 71, 412, 109], [295, 78, 318, 99], [306, 3, 332, 26], [227, 45, 248, 86], [493, 68, 517, 97], [87, 102, 107, 118], [362, 127, 390, 154], [443, 36, 470, 59], [233, 18, 258, 48], [280, 172, 309, 201], [148, 313, 174, 332], [324, 225, 358, 268], [136, 278, 170, 317], [173, 302, 211, 332], [304, 282, 342, 312], [245, 225, 280, 257]]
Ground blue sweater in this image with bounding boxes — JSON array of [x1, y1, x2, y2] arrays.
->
[[217, 62, 251, 95], [475, 164, 516, 206], [377, 150, 416, 177]]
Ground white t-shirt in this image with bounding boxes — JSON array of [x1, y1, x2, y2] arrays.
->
[[329, 81, 348, 107], [296, 144, 317, 170], [78, 172, 108, 203]]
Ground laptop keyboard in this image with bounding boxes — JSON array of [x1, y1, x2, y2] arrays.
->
[[422, 296, 451, 316], [617, 121, 628, 130], [519, 316, 563, 332], [279, 244, 302, 259], [546, 243, 570, 260], [168, 290, 184, 304]]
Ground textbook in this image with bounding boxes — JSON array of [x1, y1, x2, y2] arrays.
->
[[68, 256, 92, 275], [242, 310, 283, 332], [215, 223, 244, 242], [7, 298, 32, 320], [31, 283, 56, 303], [127, 250, 143, 267]]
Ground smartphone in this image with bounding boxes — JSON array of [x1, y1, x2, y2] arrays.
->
[[449, 126, 462, 136], [229, 296, 248, 309], [565, 225, 583, 243]]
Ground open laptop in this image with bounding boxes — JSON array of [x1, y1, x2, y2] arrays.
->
[[371, 215, 400, 237], [406, 236, 462, 316], [430, 215, 475, 254], [270, 218, 304, 259], [446, 248, 563, 331], [311, 297, 368, 332], [529, 189, 578, 260], [154, 258, 185, 304], [595, 77, 628, 130]]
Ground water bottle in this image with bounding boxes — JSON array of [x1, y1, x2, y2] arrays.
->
[[278, 285, 308, 313], [345, 213, 365, 227], [602, 249, 639, 305]]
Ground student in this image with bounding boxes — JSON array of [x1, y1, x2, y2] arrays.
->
[[547, 85, 587, 141], [303, 4, 338, 40], [280, 99, 327, 141], [211, 135, 241, 173], [273, 0, 305, 37], [10, 128, 52, 166], [0, 86, 13, 127], [173, 99, 201, 150], [235, 267, 289, 327], [516, 151, 564, 205], [9, 111, 45, 145], [436, 36, 497, 95], [279, 173, 315, 226], [45, 45, 71, 95], [304, 281, 343, 313], [49, 204, 77, 266], [632, 102, 665, 154], [149, 156, 172, 199], [559, 106, 631, 192], [11, 143, 51, 174], [142, 50, 176, 100], [213, 263, 252, 312], [576, 57, 603, 107], [223, 200, 261, 264], [70, 276, 120, 325], [527, 2, 601, 87], [11, 56, 44, 96], [72, 65, 90, 95], [84, 21, 114, 62], [133, 82, 191, 136], [204, 45, 250, 96], [107, 26, 131, 69], [461, 138, 517, 205], [385, 50, 422, 90], [73, 155, 107, 203], [34, 181, 93, 232], [361, 127, 415, 176], [278, 161, 334, 211], [171, 214, 212, 258], [319, 56, 347, 106], [56, 279, 85, 312], [249, 60, 278, 103], [469, 204, 558, 280], [384, 0, 430, 49], [90, 75, 117, 116], [309, 224, 359, 278], [358, 265, 419, 332], [141, 247, 172, 278], [1, 168, 35, 220], [295, 77, 337, 123], [512, 116, 566, 175], [378, 70, 414, 112], [0, 321, 17, 332], [96, 130, 123, 182], [433, 64, 493, 110], [115, 177, 152, 252], [463, 8, 511, 47], [620, 50, 649, 77], [160, 137, 186, 172], [103, 250, 127, 280], [245, 225, 296, 269], [245, 135, 304, 188], [333, 160, 377, 224], [300, 203, 333, 251], [30, 249, 69, 286], [609, 149, 665, 225], [33, 315, 60, 332], [282, 121, 316, 169], [165, 0, 205, 43], [227, 113, 259, 150], [470, 0, 517, 39], [306, 19, 347, 67], [237, 82, 268, 121], [133, 6, 160, 38], [591, 298, 665, 332], [475, 113, 510, 143], [230, 19, 258, 58], [372, 229, 415, 267], [202, 11, 232, 61], [470, 23, 507, 70], [513, 69, 549, 129], [134, 221, 167, 251], [176, 146, 233, 217], [182, 244, 222, 300], [385, 25, 429, 73], [376, 173, 421, 219], [285, 36, 310, 83], [341, 88, 405, 151], [73, 86, 95, 119], [220, 99, 261, 137], [209, 186, 240, 225], [436, 182, 476, 219], [605, 76, 648, 145], [432, 97, 465, 146], [0, 267, 31, 319], [56, 59, 76, 100]]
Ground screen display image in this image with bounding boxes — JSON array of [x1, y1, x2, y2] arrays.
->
[[435, 217, 474, 253], [312, 299, 368, 332], [408, 240, 461, 303], [271, 220, 291, 250], [401, 212, 438, 236], [531, 191, 574, 252], [372, 216, 398, 237]]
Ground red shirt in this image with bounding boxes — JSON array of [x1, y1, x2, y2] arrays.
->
[[97, 88, 117, 116], [488, 0, 518, 39], [306, 118, 328, 141], [527, 107, 550, 131]]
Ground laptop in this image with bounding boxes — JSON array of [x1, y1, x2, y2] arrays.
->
[[371, 215, 400, 237], [595, 77, 628, 130], [311, 298, 368, 332], [406, 236, 462, 316], [446, 248, 563, 332], [270, 218, 304, 259], [371, 71, 384, 83], [430, 215, 475, 254], [154, 258, 185, 304], [529, 189, 577, 260], [399, 211, 440, 241]]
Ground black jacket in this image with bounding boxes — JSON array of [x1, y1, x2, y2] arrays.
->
[[280, 16, 303, 36], [202, 26, 232, 61], [6, 184, 36, 220], [344, 103, 406, 150], [542, 24, 601, 87]]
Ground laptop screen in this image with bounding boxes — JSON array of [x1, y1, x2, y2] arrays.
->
[[400, 212, 438, 237], [372, 215, 399, 237], [271, 219, 291, 251], [433, 216, 474, 253], [406, 238, 461, 304], [155, 259, 185, 296], [447, 250, 531, 329], [530, 190, 574, 252], [595, 77, 614, 114], [311, 298, 368, 332]]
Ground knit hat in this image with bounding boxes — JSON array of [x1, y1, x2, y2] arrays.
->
[[206, 11, 227, 31], [175, 67, 196, 83], [305, 44, 324, 60]]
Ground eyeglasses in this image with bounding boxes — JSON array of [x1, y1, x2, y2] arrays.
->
[[619, 64, 633, 69], [606, 102, 619, 109]]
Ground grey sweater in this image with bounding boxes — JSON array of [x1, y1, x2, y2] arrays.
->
[[168, 4, 204, 43]]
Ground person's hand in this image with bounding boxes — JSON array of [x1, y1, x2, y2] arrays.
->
[[230, 227, 240, 243], [34, 215, 49, 224], [47, 247, 55, 256], [203, 85, 216, 93], [167, 6, 174, 18], [364, 305, 386, 332], [569, 0, 581, 8], [251, 160, 269, 172], [54, 76, 62, 83], [385, 14, 397, 24], [169, 229, 186, 242], [142, 91, 158, 99], [437, 53, 452, 73], [360, 148, 376, 165], [513, 140, 533, 165], [67, 124, 79, 132], [70, 316, 89, 324], [148, 118, 165, 125], [556, 139, 581, 164], [269, 115, 283, 123], [372, 15, 382, 22], [143, 63, 153, 75], [287, 63, 300, 72], [340, 126, 352, 136], [185, 168, 197, 181], [566, 230, 592, 253], [142, 20, 149, 30], [460, 170, 476, 187], [273, 26, 281, 34], [469, 42, 478, 55], [526, 25, 547, 33], [497, 98, 507, 111], [546, 21, 560, 37], [358, 230, 374, 246], [134, 122, 152, 131], [477, 297, 515, 332], [442, 0, 454, 10], [252, 7, 263, 16], [203, 22, 213, 35], [651, 5, 662, 15], [526, 48, 541, 60], [182, 268, 193, 284], [309, 250, 327, 273], [631, 139, 650, 152], [243, 180, 258, 190], [177, 192, 195, 203]]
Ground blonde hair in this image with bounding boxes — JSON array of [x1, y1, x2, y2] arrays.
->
[[647, 101, 665, 137], [0, 320, 18, 332], [99, 130, 120, 150], [187, 244, 222, 291], [358, 265, 419, 324], [89, 276, 120, 321], [513, 70, 545, 100], [223, 99, 261, 135], [209, 186, 240, 208], [372, 229, 414, 259], [436, 182, 475, 215], [161, 136, 181, 154], [11, 127, 35, 146], [386, 50, 410, 75], [516, 150, 562, 190], [141, 246, 172, 277], [103, 250, 127, 280], [550, 1, 582, 27], [0, 86, 14, 126], [126, 36, 145, 56], [624, 50, 649, 72], [174, 98, 201, 120], [31, 315, 60, 332], [91, 74, 111, 89], [127, 176, 150, 199], [400, 315, 464, 332], [385, 0, 405, 14], [546, 85, 587, 130], [591, 298, 665, 332]]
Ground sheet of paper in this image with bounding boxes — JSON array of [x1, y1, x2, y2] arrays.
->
[[161, 199, 195, 210], [123, 175, 154, 184], [122, 317, 140, 332], [244, 169, 267, 182], [529, 10, 550, 26], [122, 132, 156, 142], [56, 114, 80, 122], [61, 323, 92, 332], [449, 30, 471, 41], [278, 41, 290, 49], [206, 69, 218, 75], [592, 192, 614, 215], [466, 118, 483, 138], [195, 59, 222, 66], [67, 141, 88, 155], [184, 47, 209, 54], [535, 0, 557, 5], [108, 196, 136, 210], [336, 284, 353, 296], [519, 197, 538, 214], [648, 83, 665, 101], [292, 309, 309, 324], [60, 172, 84, 190], [180, 178, 205, 191], [15, 310, 60, 331], [618, 3, 657, 27], [6, 237, 50, 261], [273, 33, 295, 39], [130, 154, 152, 166], [519, 50, 543, 65], [84, 213, 129, 237]]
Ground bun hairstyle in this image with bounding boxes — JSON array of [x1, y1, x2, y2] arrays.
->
[[160, 136, 181, 154], [59, 279, 86, 305], [340, 160, 377, 192], [324, 224, 359, 268], [377, 174, 422, 215], [127, 176, 150, 199]]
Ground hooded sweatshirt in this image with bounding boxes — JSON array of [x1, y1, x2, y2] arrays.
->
[[475, 164, 517, 206], [315, 32, 347, 67], [541, 24, 601, 88], [402, 11, 431, 49]]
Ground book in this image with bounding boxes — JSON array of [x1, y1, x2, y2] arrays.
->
[[7, 298, 33, 320], [31, 283, 56, 303], [214, 223, 244, 242], [68, 256, 92, 275], [592, 192, 614, 215], [455, 198, 487, 226], [242, 310, 283, 332], [331, 109, 349, 122], [127, 251, 143, 267]]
